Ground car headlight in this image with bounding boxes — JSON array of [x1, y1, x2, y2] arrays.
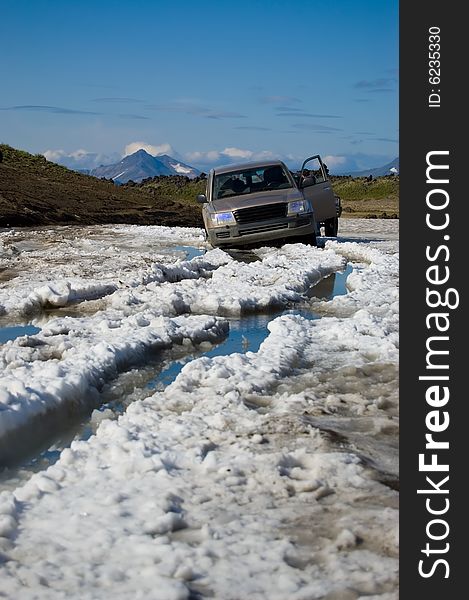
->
[[208, 211, 236, 226], [288, 200, 307, 214]]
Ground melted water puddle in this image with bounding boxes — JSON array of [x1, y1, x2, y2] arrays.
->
[[0, 263, 352, 490], [148, 264, 352, 388], [173, 245, 206, 261], [0, 324, 41, 344]]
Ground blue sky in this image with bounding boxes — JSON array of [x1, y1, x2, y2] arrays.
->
[[0, 0, 398, 174]]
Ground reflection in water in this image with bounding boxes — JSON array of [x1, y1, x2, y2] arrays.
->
[[173, 245, 206, 261], [0, 324, 41, 344], [307, 264, 352, 300], [147, 314, 286, 391]]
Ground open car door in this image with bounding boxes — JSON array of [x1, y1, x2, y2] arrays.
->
[[299, 155, 336, 226]]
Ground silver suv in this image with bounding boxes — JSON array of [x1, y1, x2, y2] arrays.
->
[[197, 155, 339, 248]]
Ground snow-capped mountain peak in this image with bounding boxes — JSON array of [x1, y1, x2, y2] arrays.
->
[[90, 150, 200, 183]]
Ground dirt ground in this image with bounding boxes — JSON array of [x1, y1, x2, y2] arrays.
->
[[340, 197, 399, 219], [0, 154, 202, 228]]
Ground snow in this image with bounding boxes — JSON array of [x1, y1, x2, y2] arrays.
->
[[0, 224, 206, 317], [170, 162, 193, 175], [0, 220, 399, 599], [0, 313, 228, 439]]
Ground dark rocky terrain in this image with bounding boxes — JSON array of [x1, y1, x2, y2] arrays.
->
[[0, 145, 202, 228]]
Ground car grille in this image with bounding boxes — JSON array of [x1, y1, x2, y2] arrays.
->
[[233, 203, 287, 224], [215, 231, 231, 239], [239, 223, 288, 236]]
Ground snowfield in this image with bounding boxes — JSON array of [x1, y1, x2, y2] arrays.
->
[[0, 220, 399, 599]]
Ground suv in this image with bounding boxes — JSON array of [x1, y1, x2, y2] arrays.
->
[[197, 155, 339, 248]]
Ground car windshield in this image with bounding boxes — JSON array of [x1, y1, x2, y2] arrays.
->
[[213, 165, 292, 200]]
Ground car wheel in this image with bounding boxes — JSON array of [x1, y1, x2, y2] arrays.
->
[[295, 232, 317, 247], [324, 217, 338, 237]]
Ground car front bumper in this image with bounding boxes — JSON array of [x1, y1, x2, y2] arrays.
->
[[206, 214, 316, 248]]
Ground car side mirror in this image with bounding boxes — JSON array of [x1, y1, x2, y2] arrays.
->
[[300, 175, 316, 188], [197, 194, 208, 204]]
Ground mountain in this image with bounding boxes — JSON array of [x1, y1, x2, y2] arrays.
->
[[90, 150, 200, 183], [154, 154, 201, 178], [347, 157, 399, 178]]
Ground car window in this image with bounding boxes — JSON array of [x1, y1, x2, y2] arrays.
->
[[214, 165, 292, 200], [301, 157, 326, 184]]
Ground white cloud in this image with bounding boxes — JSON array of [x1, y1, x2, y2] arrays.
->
[[123, 141, 174, 157], [317, 153, 397, 175], [43, 149, 121, 170], [186, 150, 396, 176], [186, 150, 221, 163], [43, 149, 69, 161], [70, 149, 90, 159], [251, 150, 277, 161], [322, 155, 348, 170], [186, 147, 277, 169], [222, 147, 253, 159]]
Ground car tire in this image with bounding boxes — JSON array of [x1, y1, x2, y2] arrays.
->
[[295, 232, 317, 247], [324, 217, 338, 237]]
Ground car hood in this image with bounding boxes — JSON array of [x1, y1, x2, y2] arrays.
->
[[211, 188, 303, 212]]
